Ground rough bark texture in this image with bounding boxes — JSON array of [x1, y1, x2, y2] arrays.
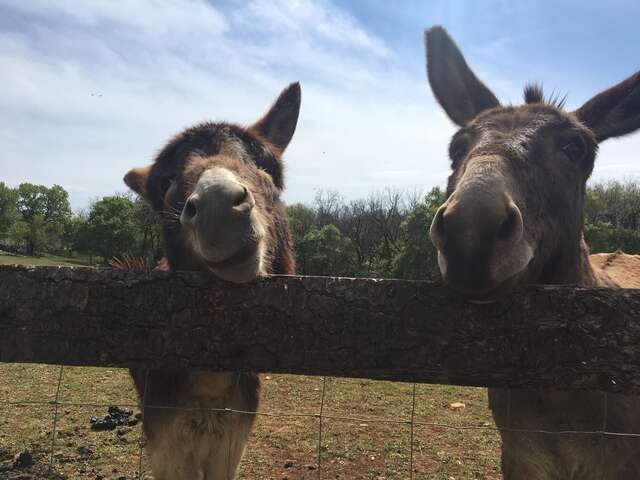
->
[[2, 264, 640, 393]]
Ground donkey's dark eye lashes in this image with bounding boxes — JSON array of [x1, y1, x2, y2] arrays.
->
[[560, 136, 587, 163], [159, 175, 175, 192], [450, 134, 470, 160]]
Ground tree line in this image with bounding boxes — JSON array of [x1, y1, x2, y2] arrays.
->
[[1, 181, 639, 277], [0, 182, 161, 265]]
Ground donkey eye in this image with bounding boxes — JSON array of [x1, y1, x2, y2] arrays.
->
[[450, 137, 470, 161], [159, 176, 174, 192], [561, 137, 587, 163]]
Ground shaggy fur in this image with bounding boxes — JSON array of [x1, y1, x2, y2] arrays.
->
[[425, 26, 640, 479], [123, 83, 300, 479]]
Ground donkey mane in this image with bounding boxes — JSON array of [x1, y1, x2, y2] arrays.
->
[[523, 83, 567, 109], [157, 122, 285, 190]]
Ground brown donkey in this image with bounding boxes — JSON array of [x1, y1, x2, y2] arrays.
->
[[123, 83, 300, 479], [425, 26, 640, 479]]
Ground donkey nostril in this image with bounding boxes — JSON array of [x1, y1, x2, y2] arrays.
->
[[183, 198, 197, 221], [429, 205, 447, 248], [434, 207, 447, 236], [497, 206, 520, 241], [233, 186, 248, 207]]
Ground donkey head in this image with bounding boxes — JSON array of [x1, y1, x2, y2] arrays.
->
[[124, 83, 301, 282], [425, 26, 640, 298]]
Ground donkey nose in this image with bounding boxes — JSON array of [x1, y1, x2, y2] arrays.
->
[[181, 196, 199, 224], [429, 190, 525, 293], [430, 196, 523, 254], [180, 167, 259, 263], [181, 174, 254, 227], [496, 202, 524, 242]]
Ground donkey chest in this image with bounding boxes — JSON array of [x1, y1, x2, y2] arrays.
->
[[489, 389, 639, 431], [144, 371, 259, 479], [489, 388, 640, 478], [172, 372, 243, 436]]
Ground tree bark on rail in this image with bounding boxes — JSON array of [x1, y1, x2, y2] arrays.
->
[[1, 264, 640, 393]]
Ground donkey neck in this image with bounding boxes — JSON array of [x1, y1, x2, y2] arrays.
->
[[540, 235, 615, 288]]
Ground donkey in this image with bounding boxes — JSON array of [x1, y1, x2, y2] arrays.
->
[[123, 83, 301, 479], [424, 26, 640, 479]]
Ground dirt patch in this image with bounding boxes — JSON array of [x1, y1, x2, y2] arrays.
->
[[0, 365, 501, 479]]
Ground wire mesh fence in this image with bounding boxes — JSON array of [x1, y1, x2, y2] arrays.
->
[[3, 267, 640, 478], [2, 363, 639, 479]]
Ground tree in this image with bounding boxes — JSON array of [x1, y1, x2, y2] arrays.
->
[[393, 187, 446, 281], [11, 183, 72, 254], [0, 182, 17, 241], [584, 222, 640, 254], [134, 198, 163, 263], [287, 203, 317, 247], [85, 195, 139, 263], [296, 224, 356, 276], [583, 181, 640, 254], [16, 183, 47, 219], [44, 185, 72, 243], [60, 212, 89, 255]]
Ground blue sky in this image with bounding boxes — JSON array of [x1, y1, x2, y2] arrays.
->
[[1, 0, 639, 210]]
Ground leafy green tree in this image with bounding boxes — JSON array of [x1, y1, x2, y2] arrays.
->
[[85, 195, 139, 263], [296, 224, 356, 276], [44, 185, 72, 241], [585, 222, 640, 254], [9, 215, 49, 253], [583, 181, 640, 254], [8, 219, 29, 250], [393, 187, 446, 281], [14, 183, 71, 254], [287, 203, 317, 247], [60, 213, 89, 254], [0, 182, 18, 240], [134, 198, 162, 262], [15, 183, 47, 252]]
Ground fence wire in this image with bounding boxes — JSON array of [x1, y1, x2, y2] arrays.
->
[[2, 367, 640, 479]]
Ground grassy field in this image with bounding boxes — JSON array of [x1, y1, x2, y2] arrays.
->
[[0, 255, 502, 479], [0, 252, 92, 267]]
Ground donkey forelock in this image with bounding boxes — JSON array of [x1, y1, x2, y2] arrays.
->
[[523, 83, 567, 109]]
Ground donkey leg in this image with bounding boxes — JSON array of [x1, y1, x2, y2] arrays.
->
[[146, 430, 205, 480], [201, 412, 255, 479]]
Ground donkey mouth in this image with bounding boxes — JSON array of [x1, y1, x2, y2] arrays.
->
[[204, 242, 259, 269], [448, 265, 530, 302], [200, 241, 263, 283]]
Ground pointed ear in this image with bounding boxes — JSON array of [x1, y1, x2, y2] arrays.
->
[[574, 70, 640, 143], [425, 26, 500, 126], [123, 165, 152, 198], [250, 82, 301, 151]]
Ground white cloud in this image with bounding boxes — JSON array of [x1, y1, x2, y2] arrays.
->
[[0, 0, 452, 211], [0, 0, 229, 38], [236, 0, 390, 58], [3, 0, 637, 214], [591, 140, 640, 184]]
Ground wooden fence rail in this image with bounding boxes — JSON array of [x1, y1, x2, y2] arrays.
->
[[1, 264, 640, 394]]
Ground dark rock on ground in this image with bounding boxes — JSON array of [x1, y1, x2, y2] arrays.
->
[[90, 406, 138, 431]]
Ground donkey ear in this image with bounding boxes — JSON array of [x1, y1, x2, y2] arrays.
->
[[250, 82, 301, 152], [425, 26, 500, 126], [574, 70, 640, 143], [123, 165, 152, 198]]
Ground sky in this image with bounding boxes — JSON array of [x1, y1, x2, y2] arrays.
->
[[1, 0, 639, 211]]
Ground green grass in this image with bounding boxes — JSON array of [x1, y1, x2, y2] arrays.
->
[[0, 252, 92, 267], [0, 368, 502, 479], [0, 253, 502, 478]]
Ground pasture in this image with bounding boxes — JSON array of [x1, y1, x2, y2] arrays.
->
[[0, 255, 501, 479], [1, 366, 500, 479]]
